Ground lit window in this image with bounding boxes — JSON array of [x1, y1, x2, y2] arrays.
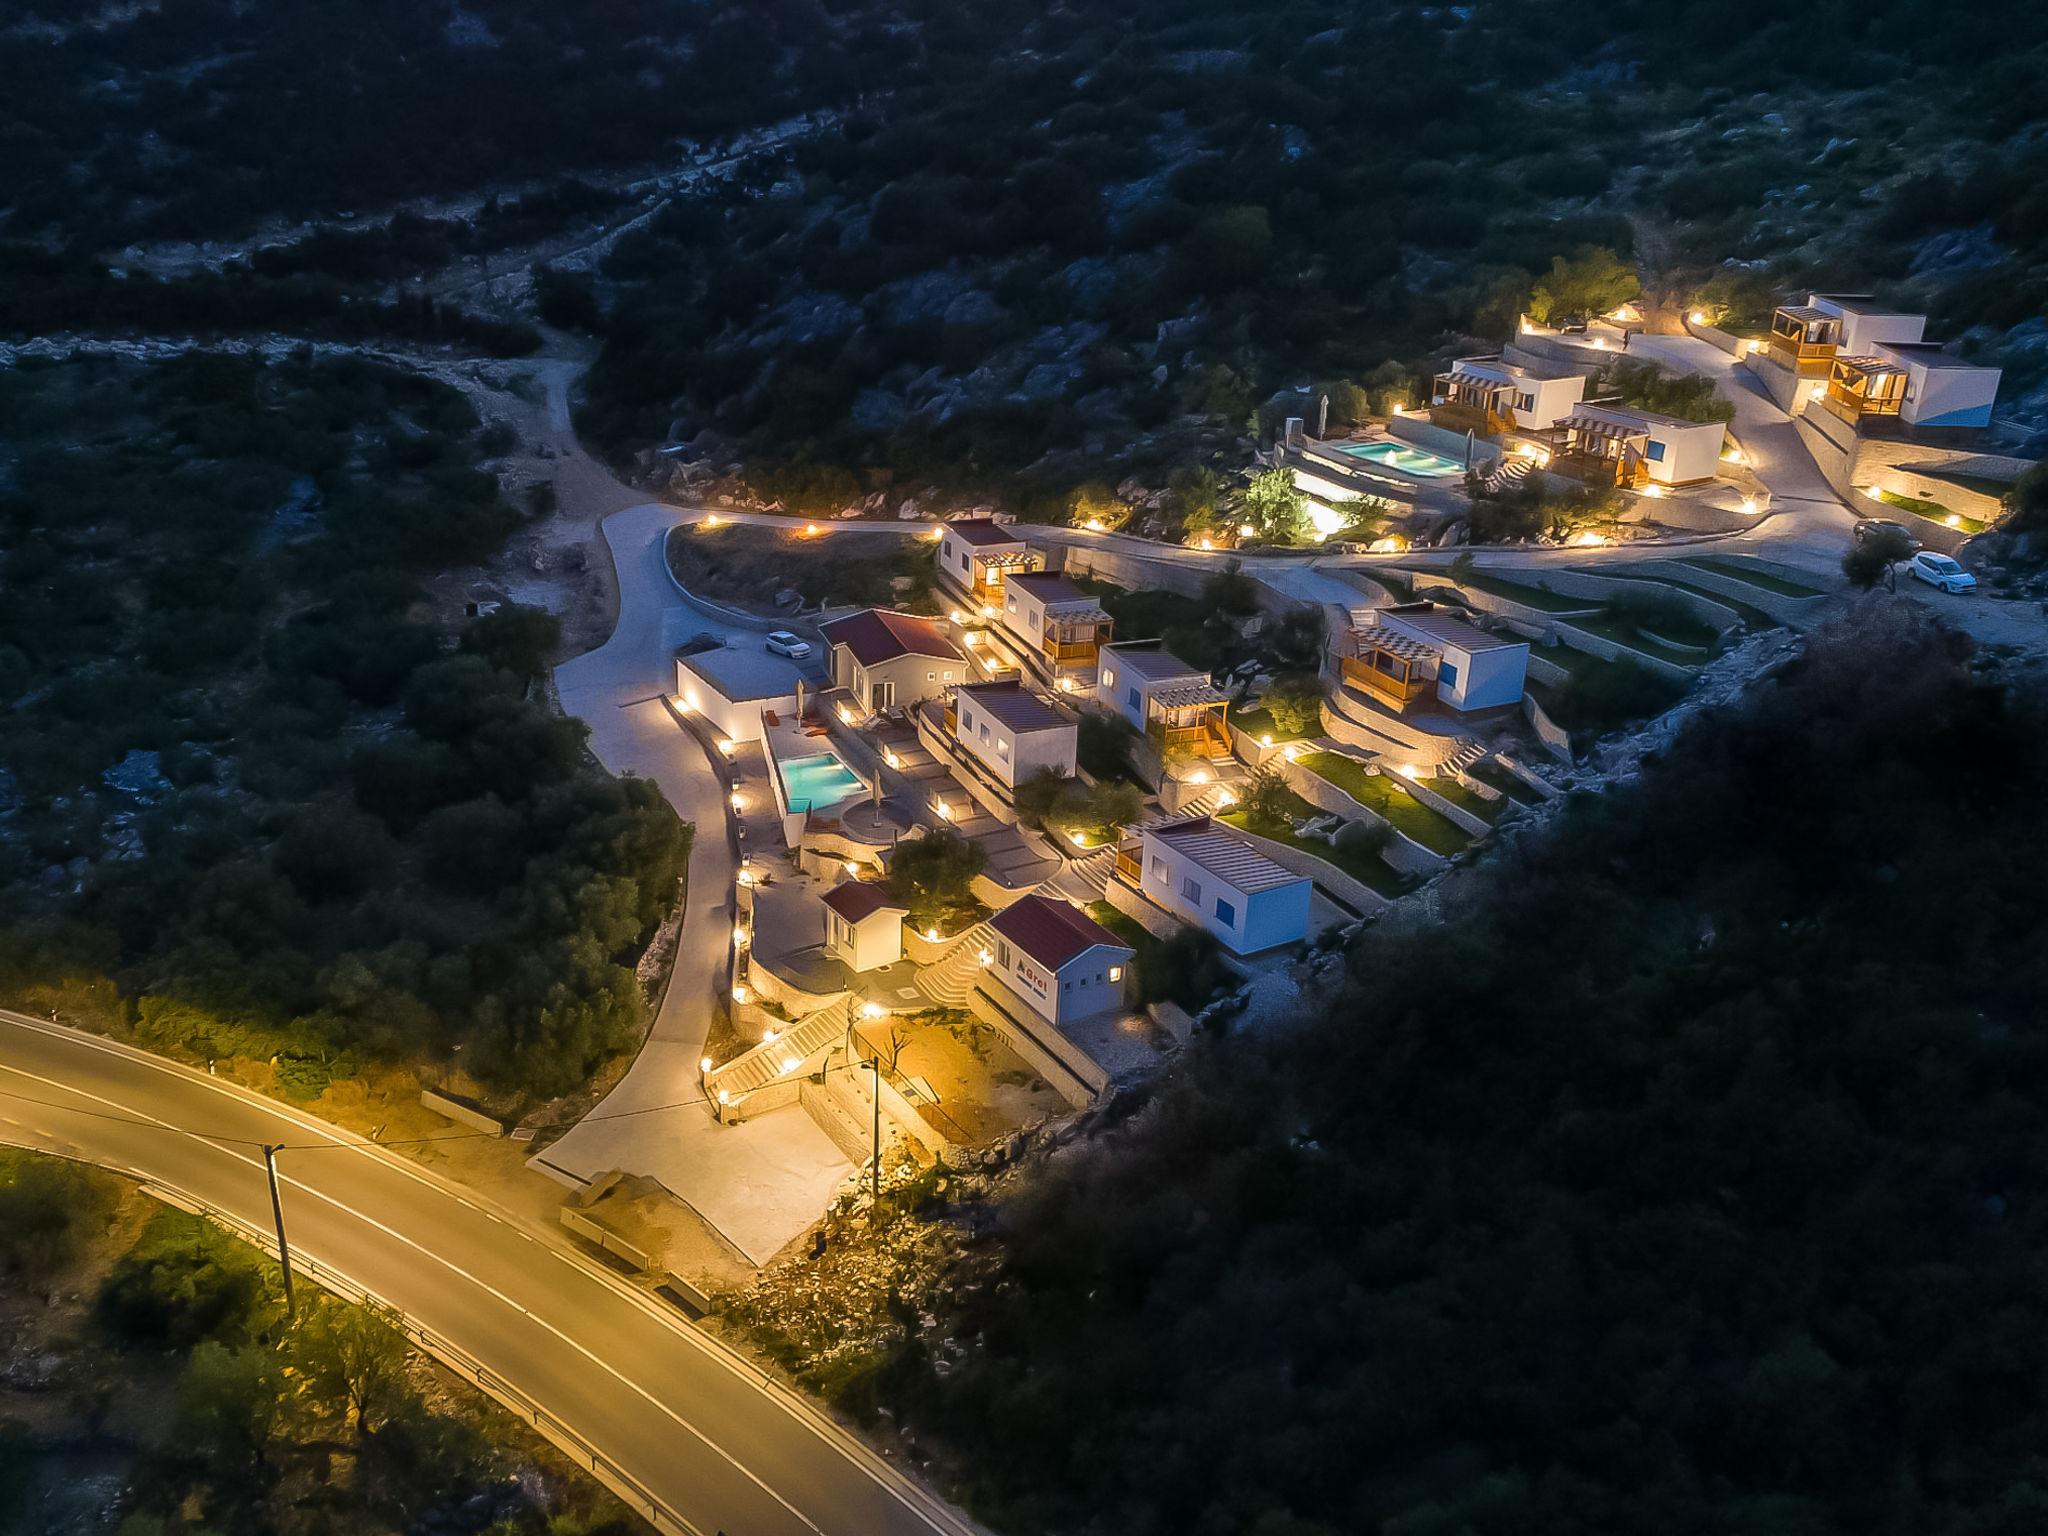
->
[[1102, 668, 1116, 688], [927, 670, 936, 682], [1108, 966, 1124, 983], [998, 739, 1010, 758]]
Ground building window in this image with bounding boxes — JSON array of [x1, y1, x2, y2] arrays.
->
[[959, 551, 969, 570], [1006, 597, 1017, 613], [997, 940, 1010, 969], [943, 669, 954, 681], [1517, 391, 1535, 412], [1108, 965, 1124, 983], [1063, 979, 1072, 991], [1150, 857, 1167, 880], [1441, 660, 1459, 690], [1646, 439, 1667, 462], [927, 670, 936, 682], [1127, 686, 1141, 709], [979, 723, 990, 743], [998, 739, 1010, 758], [1214, 897, 1237, 927], [1102, 667, 1116, 688], [1180, 876, 1201, 903]]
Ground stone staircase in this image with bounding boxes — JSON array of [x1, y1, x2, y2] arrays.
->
[[1481, 454, 1538, 494], [799, 1045, 883, 1167], [1044, 847, 1114, 905], [703, 996, 851, 1107], [915, 922, 997, 1008], [1440, 739, 1490, 777]]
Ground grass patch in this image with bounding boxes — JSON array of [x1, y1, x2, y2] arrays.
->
[[1295, 753, 1474, 856], [668, 522, 938, 612], [1877, 489, 1986, 534], [1681, 557, 1826, 599], [1442, 568, 1600, 614], [1587, 568, 1779, 632], [1469, 760, 1546, 806], [1226, 704, 1310, 744], [1424, 775, 1503, 822], [1218, 807, 1413, 897], [1538, 658, 1691, 737], [1568, 612, 1709, 666]]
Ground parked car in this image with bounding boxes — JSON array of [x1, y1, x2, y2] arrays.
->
[[1854, 518, 1922, 554], [765, 630, 812, 659], [1908, 551, 1977, 594]]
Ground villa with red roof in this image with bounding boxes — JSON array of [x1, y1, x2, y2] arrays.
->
[[985, 893, 1133, 1031], [818, 607, 968, 715]]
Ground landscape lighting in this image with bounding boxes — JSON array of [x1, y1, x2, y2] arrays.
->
[[780, 1056, 800, 1075], [926, 927, 940, 942], [1259, 734, 1274, 748], [977, 948, 993, 967], [845, 860, 860, 877], [730, 790, 745, 812], [1084, 518, 1104, 531], [734, 924, 749, 945], [1398, 764, 1420, 779], [701, 1056, 714, 1072], [862, 1002, 883, 1018], [1689, 310, 1707, 325], [716, 1088, 730, 1105], [717, 738, 735, 754], [733, 985, 751, 1005], [1740, 497, 1760, 515]]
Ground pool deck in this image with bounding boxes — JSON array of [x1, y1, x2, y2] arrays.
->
[[762, 707, 872, 825]]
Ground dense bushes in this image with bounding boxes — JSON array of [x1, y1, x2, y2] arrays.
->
[[885, 605, 2048, 1535], [0, 357, 687, 1098]]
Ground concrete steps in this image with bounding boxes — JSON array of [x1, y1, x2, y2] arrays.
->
[[915, 923, 996, 1008], [800, 1048, 881, 1167], [705, 997, 849, 1103]]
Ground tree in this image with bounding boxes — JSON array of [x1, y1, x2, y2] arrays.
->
[[1011, 767, 1083, 832], [1170, 465, 1228, 539], [1237, 767, 1297, 834], [1260, 674, 1326, 737], [1068, 779, 1143, 843], [2004, 461, 2048, 537], [293, 1297, 414, 1438], [1526, 246, 1639, 325], [463, 603, 562, 686], [885, 829, 986, 930], [1843, 525, 1916, 589], [1067, 481, 1126, 530], [175, 1341, 293, 1472], [1201, 559, 1261, 618], [1266, 605, 1329, 674], [0, 1153, 110, 1279], [1241, 469, 1310, 545]]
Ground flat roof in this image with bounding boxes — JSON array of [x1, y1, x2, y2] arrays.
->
[[1879, 341, 1998, 372], [1812, 292, 1912, 317], [1451, 354, 1573, 385], [1102, 642, 1206, 684], [820, 880, 906, 924], [676, 643, 806, 702], [818, 608, 965, 667], [1005, 571, 1098, 606], [1149, 817, 1305, 895], [989, 893, 1130, 971], [1577, 402, 1723, 434], [943, 518, 1026, 549], [1379, 602, 1527, 655], [957, 680, 1071, 734]]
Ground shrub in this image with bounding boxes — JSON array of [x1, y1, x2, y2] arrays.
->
[[1261, 674, 1326, 738], [885, 829, 986, 930], [1526, 245, 1638, 324]]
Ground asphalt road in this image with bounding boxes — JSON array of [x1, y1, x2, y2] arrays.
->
[[0, 1009, 976, 1536]]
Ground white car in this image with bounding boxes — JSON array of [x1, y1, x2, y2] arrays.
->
[[765, 630, 812, 659], [1908, 552, 1977, 594]]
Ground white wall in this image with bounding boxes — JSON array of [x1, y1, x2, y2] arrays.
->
[[1139, 832, 1310, 954], [1437, 642, 1528, 712], [1837, 310, 1926, 356], [1642, 421, 1726, 485], [1001, 584, 1047, 647], [954, 698, 1076, 790], [1900, 360, 2002, 429], [992, 936, 1129, 1026], [840, 649, 964, 711], [675, 659, 798, 744], [827, 907, 903, 973], [1519, 374, 1586, 431], [1097, 657, 1202, 731]]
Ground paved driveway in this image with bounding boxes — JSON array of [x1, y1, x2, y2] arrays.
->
[[542, 503, 848, 1265]]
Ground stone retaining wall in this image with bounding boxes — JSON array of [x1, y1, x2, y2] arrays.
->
[[1386, 413, 1502, 468], [1523, 692, 1574, 762], [1274, 755, 1447, 875], [1218, 820, 1392, 917], [1682, 316, 1748, 357]]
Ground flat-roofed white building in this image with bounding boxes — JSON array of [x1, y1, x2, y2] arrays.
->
[[985, 894, 1133, 1030], [1770, 292, 1929, 375], [1129, 815, 1311, 954], [818, 608, 967, 713], [997, 571, 1113, 684], [949, 680, 1076, 792], [1336, 602, 1528, 715], [1096, 642, 1232, 756], [1831, 343, 2003, 431], [675, 643, 805, 743], [1549, 403, 1727, 488], [1431, 354, 1587, 434], [937, 518, 1042, 612]]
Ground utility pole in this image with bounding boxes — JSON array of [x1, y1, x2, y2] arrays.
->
[[869, 1056, 882, 1203], [263, 1144, 297, 1318]]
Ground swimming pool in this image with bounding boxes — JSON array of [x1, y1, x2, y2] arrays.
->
[[1336, 441, 1467, 478], [781, 752, 864, 811]]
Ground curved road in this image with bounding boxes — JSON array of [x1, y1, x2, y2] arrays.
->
[[0, 1008, 976, 1536]]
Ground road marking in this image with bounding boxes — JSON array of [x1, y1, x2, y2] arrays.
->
[[0, 1015, 973, 1536], [0, 1052, 828, 1536]]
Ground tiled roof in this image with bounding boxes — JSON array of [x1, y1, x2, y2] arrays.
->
[[989, 894, 1130, 971], [1377, 604, 1525, 655], [1148, 816, 1306, 895], [820, 881, 906, 924], [1005, 571, 1096, 605], [945, 518, 1025, 548], [819, 608, 964, 667], [1103, 644, 1205, 683], [957, 680, 1071, 734]]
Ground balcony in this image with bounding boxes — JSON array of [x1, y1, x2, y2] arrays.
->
[[1146, 715, 1233, 758], [1043, 636, 1101, 665], [1113, 847, 1142, 885], [1341, 653, 1432, 712], [1550, 448, 1648, 490]]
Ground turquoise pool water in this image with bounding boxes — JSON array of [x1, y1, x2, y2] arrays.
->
[[1337, 441, 1467, 478], [782, 752, 863, 811]]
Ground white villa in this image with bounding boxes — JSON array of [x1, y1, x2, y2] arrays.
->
[[818, 608, 967, 715], [985, 894, 1133, 1031], [1430, 354, 1587, 435], [996, 571, 1113, 686], [1121, 815, 1311, 955], [937, 518, 1043, 612], [1769, 293, 2002, 435], [1335, 602, 1528, 715], [675, 643, 806, 744], [1546, 403, 1727, 488], [820, 879, 908, 973], [1097, 642, 1232, 758], [948, 680, 1077, 793]]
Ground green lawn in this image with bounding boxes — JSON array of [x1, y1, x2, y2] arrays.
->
[[668, 522, 939, 612], [1877, 489, 1986, 534], [1424, 775, 1503, 822], [1296, 752, 1474, 855], [1584, 568, 1779, 632], [1226, 704, 1311, 743], [1568, 612, 1709, 667], [1680, 557, 1826, 599], [1217, 808, 1413, 898], [1469, 760, 1546, 806], [1088, 901, 1161, 963], [1442, 569, 1600, 614]]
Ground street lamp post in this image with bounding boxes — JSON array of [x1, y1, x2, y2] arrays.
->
[[262, 1144, 297, 1318], [869, 1056, 882, 1204]]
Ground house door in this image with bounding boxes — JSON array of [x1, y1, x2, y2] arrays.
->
[[872, 680, 896, 709]]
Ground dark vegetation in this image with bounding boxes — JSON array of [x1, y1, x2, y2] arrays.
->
[[0, 1153, 635, 1535], [885, 829, 987, 934], [0, 356, 688, 1099], [830, 604, 2048, 1535], [665, 521, 938, 612]]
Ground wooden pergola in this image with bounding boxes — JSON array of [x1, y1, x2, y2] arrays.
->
[[1339, 626, 1436, 711]]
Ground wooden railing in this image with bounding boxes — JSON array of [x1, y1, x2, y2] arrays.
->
[[1769, 334, 1837, 376], [1044, 637, 1100, 664], [1341, 653, 1431, 710], [1113, 848, 1142, 885], [1430, 399, 1514, 437], [1147, 717, 1233, 757]]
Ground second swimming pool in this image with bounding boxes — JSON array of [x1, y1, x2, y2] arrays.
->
[[1336, 440, 1467, 478], [781, 752, 864, 811]]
